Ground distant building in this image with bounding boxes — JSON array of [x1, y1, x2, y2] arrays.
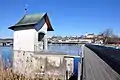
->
[[0, 38, 13, 46], [95, 34, 104, 44], [85, 33, 95, 39], [97, 34, 104, 39], [79, 38, 93, 43], [78, 33, 95, 43]]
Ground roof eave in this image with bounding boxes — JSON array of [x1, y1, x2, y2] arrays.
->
[[44, 13, 54, 31], [8, 24, 36, 30], [47, 27, 54, 31], [8, 13, 54, 31]]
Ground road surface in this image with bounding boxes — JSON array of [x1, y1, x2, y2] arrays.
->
[[82, 46, 120, 80]]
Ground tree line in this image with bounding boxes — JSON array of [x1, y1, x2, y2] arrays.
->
[[99, 29, 120, 44]]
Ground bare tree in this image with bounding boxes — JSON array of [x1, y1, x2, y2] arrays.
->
[[101, 29, 113, 44], [109, 34, 119, 43], [100, 29, 120, 44]]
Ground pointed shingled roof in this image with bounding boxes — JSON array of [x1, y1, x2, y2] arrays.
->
[[8, 13, 54, 31]]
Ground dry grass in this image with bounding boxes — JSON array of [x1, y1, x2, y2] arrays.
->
[[0, 67, 62, 80]]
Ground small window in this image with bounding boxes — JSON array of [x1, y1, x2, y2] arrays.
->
[[38, 32, 45, 41]]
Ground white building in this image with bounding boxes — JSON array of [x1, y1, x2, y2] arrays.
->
[[9, 13, 80, 79], [9, 13, 54, 77], [9, 13, 54, 51], [85, 33, 95, 38], [79, 38, 93, 43]]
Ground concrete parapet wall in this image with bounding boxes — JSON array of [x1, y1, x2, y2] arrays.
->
[[13, 50, 77, 79]]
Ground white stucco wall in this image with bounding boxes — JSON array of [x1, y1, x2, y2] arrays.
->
[[13, 51, 79, 79], [14, 29, 36, 51], [79, 39, 93, 43], [13, 22, 48, 52], [35, 22, 48, 50], [13, 51, 34, 76], [38, 22, 48, 34]]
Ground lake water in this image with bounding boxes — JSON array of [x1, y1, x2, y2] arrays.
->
[[0, 44, 81, 68], [0, 47, 13, 68], [48, 44, 81, 55]]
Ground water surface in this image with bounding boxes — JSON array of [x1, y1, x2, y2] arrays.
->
[[0, 44, 81, 67]]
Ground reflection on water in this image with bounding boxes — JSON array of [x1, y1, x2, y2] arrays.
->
[[0, 47, 13, 68], [0, 44, 81, 67]]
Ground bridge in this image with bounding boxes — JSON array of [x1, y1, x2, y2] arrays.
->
[[0, 39, 13, 46], [80, 44, 120, 80]]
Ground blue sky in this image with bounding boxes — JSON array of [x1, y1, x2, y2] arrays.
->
[[0, 0, 120, 38]]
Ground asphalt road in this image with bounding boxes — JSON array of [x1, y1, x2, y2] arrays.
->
[[83, 46, 120, 80]]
